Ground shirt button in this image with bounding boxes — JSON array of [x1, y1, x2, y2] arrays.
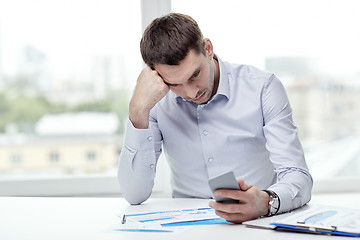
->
[[208, 157, 213, 163], [203, 130, 208, 136], [147, 136, 152, 141], [150, 164, 155, 169]]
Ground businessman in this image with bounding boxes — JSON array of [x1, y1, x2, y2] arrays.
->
[[118, 13, 313, 223]]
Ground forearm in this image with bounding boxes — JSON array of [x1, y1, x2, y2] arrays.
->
[[128, 67, 169, 130], [129, 99, 150, 129], [117, 119, 158, 205]]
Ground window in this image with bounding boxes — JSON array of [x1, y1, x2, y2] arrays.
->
[[173, 0, 360, 192], [86, 151, 97, 162], [3, 0, 357, 197], [9, 153, 23, 164], [0, 0, 144, 196], [49, 151, 60, 163]]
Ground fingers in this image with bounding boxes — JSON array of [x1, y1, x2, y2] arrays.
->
[[213, 178, 253, 202], [140, 67, 169, 91], [214, 210, 244, 224], [133, 67, 170, 108], [209, 201, 251, 224], [208, 178, 258, 223], [214, 188, 244, 202], [209, 200, 242, 214]]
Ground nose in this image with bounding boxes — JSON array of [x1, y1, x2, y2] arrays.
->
[[183, 83, 198, 99]]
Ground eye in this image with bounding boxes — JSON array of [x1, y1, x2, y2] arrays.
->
[[192, 70, 200, 78]]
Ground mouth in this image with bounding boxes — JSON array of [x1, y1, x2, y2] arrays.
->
[[191, 91, 206, 102]]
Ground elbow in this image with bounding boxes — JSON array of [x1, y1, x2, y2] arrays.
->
[[304, 174, 314, 204], [117, 152, 154, 205], [119, 180, 151, 205], [297, 173, 313, 206], [123, 191, 151, 205], [118, 172, 152, 205]]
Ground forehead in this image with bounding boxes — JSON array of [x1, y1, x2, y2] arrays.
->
[[154, 50, 204, 84]]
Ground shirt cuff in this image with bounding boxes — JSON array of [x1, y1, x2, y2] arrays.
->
[[268, 185, 294, 214], [123, 118, 154, 151]]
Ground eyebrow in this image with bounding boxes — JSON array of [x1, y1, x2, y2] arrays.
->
[[163, 66, 201, 86]]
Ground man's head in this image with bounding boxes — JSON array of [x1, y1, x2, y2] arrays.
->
[[140, 13, 220, 105], [140, 13, 206, 69]]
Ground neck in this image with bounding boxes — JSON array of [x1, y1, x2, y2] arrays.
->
[[211, 57, 220, 97]]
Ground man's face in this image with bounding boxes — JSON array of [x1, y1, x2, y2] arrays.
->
[[154, 47, 218, 105]]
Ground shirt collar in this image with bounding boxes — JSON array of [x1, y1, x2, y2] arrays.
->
[[173, 54, 230, 103], [213, 54, 230, 101]]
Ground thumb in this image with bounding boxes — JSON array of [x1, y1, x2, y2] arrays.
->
[[237, 178, 252, 191]]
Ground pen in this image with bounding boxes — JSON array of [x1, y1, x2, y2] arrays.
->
[[295, 222, 337, 232], [121, 214, 126, 224]]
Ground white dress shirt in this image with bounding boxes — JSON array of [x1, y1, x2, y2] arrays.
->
[[118, 55, 313, 214]]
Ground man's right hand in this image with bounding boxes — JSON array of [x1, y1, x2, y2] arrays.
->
[[129, 67, 170, 129]]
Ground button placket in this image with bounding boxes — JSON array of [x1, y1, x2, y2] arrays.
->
[[197, 105, 215, 170]]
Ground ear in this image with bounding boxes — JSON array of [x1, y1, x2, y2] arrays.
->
[[203, 38, 214, 59]]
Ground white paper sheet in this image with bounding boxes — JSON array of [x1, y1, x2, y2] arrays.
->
[[124, 207, 220, 225], [112, 207, 221, 234]]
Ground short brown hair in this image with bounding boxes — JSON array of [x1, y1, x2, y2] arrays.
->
[[140, 13, 205, 68]]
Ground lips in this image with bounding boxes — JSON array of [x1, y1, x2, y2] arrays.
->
[[192, 91, 206, 102]]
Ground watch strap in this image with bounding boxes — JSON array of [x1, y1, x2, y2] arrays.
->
[[263, 190, 280, 216]]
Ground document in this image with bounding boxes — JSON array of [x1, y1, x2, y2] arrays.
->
[[271, 205, 360, 237], [124, 207, 220, 225], [114, 207, 229, 233]]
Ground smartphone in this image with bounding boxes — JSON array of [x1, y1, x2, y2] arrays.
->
[[208, 171, 241, 203]]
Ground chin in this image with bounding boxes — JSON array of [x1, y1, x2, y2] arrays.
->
[[198, 96, 211, 104]]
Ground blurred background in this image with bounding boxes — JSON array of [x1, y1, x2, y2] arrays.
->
[[0, 0, 359, 196]]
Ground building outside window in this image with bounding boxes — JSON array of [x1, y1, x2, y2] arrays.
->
[[9, 153, 23, 164], [49, 151, 60, 163], [86, 151, 97, 162]]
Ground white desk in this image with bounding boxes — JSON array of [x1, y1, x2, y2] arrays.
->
[[1, 193, 359, 240]]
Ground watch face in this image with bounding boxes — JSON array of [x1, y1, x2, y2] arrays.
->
[[270, 196, 279, 215], [264, 190, 280, 216]]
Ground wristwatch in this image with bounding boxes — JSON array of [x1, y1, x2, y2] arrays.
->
[[263, 190, 280, 216]]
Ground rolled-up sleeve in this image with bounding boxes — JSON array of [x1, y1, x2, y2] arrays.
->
[[262, 74, 313, 213]]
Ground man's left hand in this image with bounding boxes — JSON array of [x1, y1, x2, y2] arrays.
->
[[208, 178, 270, 223]]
